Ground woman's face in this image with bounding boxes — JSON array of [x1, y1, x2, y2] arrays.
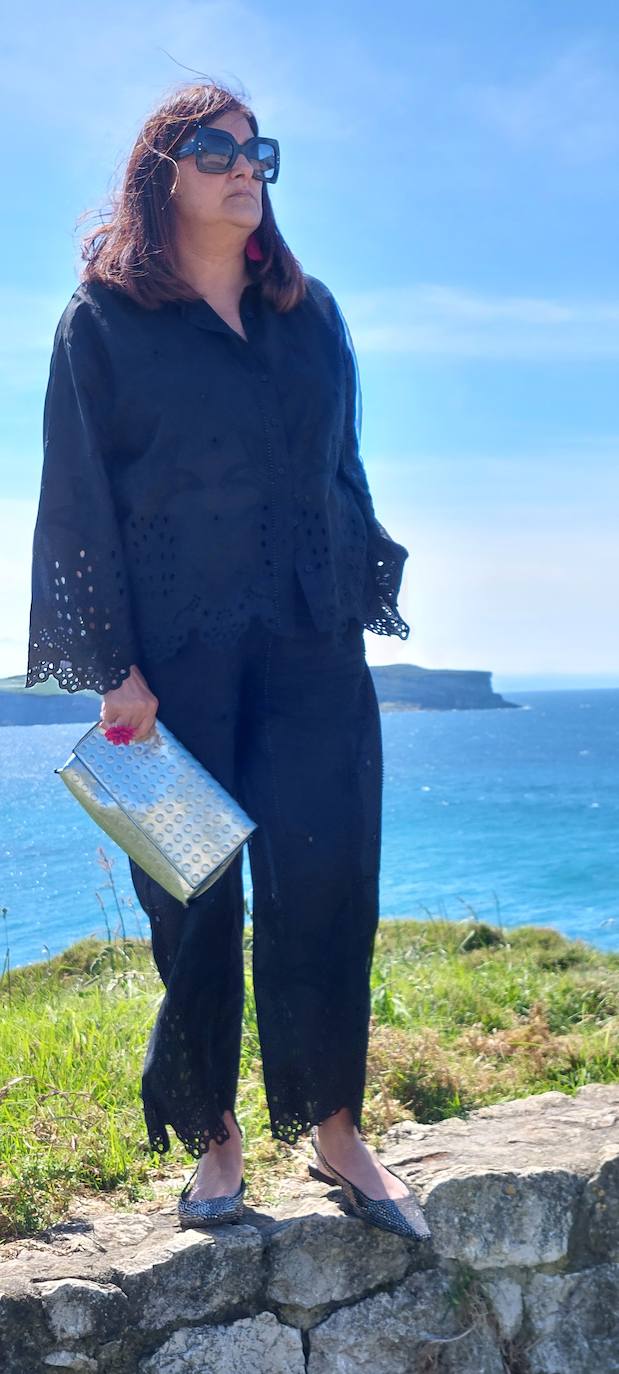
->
[[171, 109, 263, 239]]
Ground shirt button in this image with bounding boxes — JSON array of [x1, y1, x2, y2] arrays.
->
[[260, 373, 269, 382], [277, 465, 285, 475]]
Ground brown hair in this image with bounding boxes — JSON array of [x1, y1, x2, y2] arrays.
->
[[79, 79, 307, 313]]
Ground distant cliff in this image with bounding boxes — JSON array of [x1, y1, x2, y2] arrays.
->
[[370, 664, 519, 711], [0, 664, 518, 724]]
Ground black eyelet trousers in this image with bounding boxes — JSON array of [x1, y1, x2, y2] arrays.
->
[[127, 579, 383, 1159]]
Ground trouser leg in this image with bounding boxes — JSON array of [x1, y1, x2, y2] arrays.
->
[[127, 629, 247, 1158], [238, 617, 383, 1145]]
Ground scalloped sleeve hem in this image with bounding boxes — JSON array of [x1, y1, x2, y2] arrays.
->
[[25, 637, 136, 696], [327, 289, 412, 641], [362, 526, 411, 640], [25, 296, 141, 696]]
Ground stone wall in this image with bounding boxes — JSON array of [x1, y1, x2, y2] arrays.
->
[[1, 1083, 618, 1373]]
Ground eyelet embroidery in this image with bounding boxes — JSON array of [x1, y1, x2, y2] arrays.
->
[[26, 276, 410, 698], [26, 547, 136, 694]]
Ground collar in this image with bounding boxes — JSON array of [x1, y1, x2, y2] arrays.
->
[[176, 280, 261, 334]]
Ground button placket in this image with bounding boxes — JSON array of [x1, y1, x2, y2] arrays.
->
[[253, 364, 287, 631]]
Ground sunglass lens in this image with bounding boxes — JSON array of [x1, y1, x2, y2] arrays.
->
[[252, 140, 278, 181], [196, 131, 233, 172]]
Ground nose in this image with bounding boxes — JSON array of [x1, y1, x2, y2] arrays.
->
[[233, 150, 254, 179]]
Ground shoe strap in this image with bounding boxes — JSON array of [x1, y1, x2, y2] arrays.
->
[[310, 1126, 344, 1181], [180, 1164, 199, 1197]]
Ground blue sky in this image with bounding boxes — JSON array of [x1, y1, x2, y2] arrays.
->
[[3, 0, 618, 686]]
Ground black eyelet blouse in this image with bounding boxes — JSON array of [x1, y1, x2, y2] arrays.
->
[[25, 271, 411, 695]]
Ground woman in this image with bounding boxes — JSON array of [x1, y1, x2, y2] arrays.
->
[[25, 81, 429, 1241]]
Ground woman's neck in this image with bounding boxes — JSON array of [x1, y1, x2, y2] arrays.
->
[[173, 228, 251, 304]]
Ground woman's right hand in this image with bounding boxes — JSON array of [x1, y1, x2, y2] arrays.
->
[[100, 664, 159, 743]]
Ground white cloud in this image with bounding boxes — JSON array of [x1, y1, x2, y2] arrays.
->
[[467, 40, 619, 163], [0, 0, 362, 168], [373, 513, 619, 675], [6, 276, 619, 380], [6, 279, 618, 396], [339, 283, 619, 359]]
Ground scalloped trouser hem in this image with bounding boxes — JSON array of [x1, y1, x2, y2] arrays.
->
[[129, 575, 383, 1159], [142, 1095, 364, 1161]]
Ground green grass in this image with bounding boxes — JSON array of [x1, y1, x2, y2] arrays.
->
[[1, 871, 618, 1242]]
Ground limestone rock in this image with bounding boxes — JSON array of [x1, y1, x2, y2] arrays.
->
[[0, 1084, 617, 1373], [117, 1222, 265, 1330], [381, 1083, 619, 1269], [138, 1310, 305, 1373], [307, 1269, 503, 1373], [478, 1273, 524, 1341], [578, 1147, 619, 1262], [39, 1278, 128, 1342], [523, 1264, 619, 1373], [265, 1210, 414, 1326], [43, 1353, 98, 1370]]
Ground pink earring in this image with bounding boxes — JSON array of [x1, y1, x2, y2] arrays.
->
[[245, 232, 264, 261]]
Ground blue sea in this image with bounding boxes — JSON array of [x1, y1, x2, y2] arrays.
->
[[2, 688, 618, 970]]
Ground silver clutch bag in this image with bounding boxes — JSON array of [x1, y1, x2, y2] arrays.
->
[[55, 718, 258, 906]]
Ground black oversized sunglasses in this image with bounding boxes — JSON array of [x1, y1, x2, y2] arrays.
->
[[173, 126, 280, 183]]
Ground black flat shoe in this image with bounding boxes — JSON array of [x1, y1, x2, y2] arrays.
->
[[177, 1109, 246, 1229], [177, 1166, 246, 1228], [309, 1125, 431, 1241]]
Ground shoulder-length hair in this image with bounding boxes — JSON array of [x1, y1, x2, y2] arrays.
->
[[79, 79, 307, 313]]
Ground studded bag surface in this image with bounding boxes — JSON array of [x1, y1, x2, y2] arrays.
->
[[55, 718, 258, 905]]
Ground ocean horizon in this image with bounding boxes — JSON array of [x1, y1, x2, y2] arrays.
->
[[2, 686, 617, 970]]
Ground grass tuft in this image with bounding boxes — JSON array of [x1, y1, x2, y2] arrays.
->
[[1, 898, 618, 1241]]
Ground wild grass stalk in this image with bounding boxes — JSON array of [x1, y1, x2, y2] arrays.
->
[[1, 860, 618, 1242]]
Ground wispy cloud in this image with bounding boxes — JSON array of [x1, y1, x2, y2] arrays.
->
[[0, 0, 362, 165], [5, 278, 619, 400], [467, 40, 619, 164], [342, 284, 619, 359]]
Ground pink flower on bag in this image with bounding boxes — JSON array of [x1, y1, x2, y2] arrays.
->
[[103, 724, 136, 745]]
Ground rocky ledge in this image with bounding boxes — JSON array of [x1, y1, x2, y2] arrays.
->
[[1, 1083, 618, 1373]]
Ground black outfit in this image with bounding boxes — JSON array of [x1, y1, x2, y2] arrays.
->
[[131, 576, 383, 1156], [25, 269, 409, 1157], [25, 271, 410, 696]]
